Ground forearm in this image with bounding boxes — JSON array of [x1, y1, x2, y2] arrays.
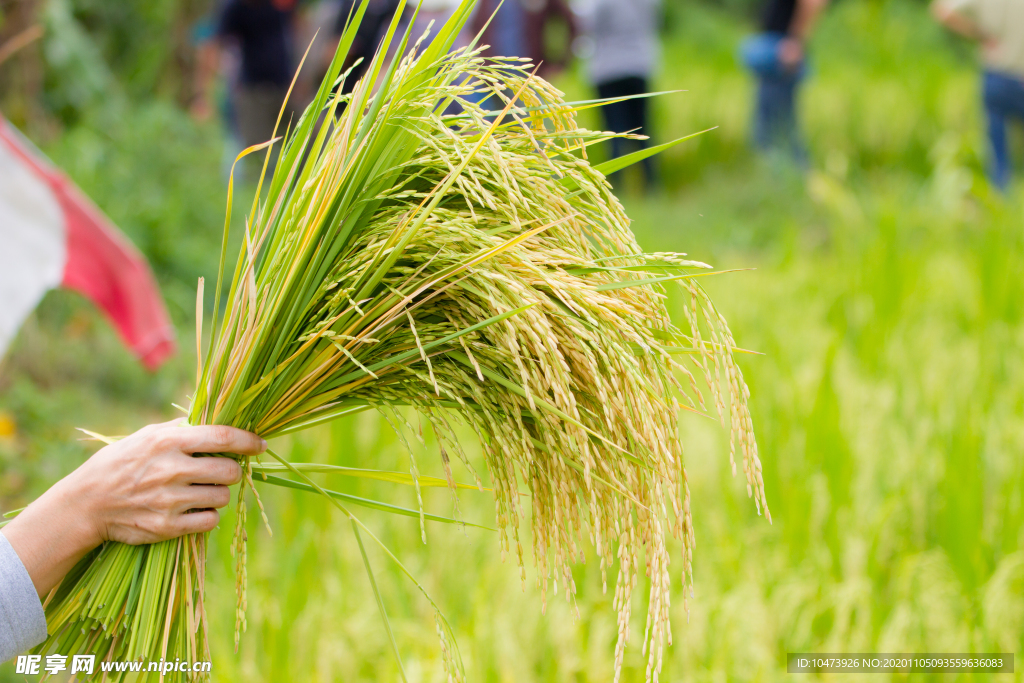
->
[[789, 0, 827, 42], [1, 478, 101, 599], [931, 2, 985, 41]]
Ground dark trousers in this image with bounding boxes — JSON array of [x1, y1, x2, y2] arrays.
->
[[983, 70, 1024, 190], [597, 76, 655, 187], [753, 74, 804, 161], [236, 84, 292, 149], [742, 32, 806, 162]]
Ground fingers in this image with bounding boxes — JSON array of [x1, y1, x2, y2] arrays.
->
[[94, 421, 266, 547], [178, 454, 243, 486], [177, 483, 233, 512], [168, 509, 221, 537], [174, 425, 268, 456], [131, 418, 188, 439], [111, 506, 223, 545]]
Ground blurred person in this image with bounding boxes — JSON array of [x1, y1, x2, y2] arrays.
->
[[335, 0, 474, 95], [330, 0, 402, 96], [741, 0, 828, 161], [406, 0, 483, 114], [298, 0, 350, 95], [191, 8, 246, 176], [523, 0, 577, 79], [577, 0, 660, 190], [0, 423, 265, 661], [193, 0, 302, 154], [467, 0, 527, 110], [933, 0, 1024, 190], [472, 0, 527, 60], [405, 0, 476, 54]]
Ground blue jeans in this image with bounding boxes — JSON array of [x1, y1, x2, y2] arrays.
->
[[741, 33, 806, 161], [983, 70, 1024, 190]]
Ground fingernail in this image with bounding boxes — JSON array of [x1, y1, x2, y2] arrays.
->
[[260, 439, 268, 451]]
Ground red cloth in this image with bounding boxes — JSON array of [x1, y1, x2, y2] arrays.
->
[[0, 115, 176, 369]]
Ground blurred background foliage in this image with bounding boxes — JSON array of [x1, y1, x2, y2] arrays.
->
[[1, 0, 1024, 680]]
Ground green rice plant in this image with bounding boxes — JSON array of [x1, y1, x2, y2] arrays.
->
[[34, 1, 766, 681]]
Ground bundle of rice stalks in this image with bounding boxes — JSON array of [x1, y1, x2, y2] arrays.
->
[[36, 1, 768, 681]]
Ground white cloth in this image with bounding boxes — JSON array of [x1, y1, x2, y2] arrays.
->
[[575, 0, 660, 85], [0, 532, 48, 662], [0, 133, 67, 358], [944, 0, 1024, 78]]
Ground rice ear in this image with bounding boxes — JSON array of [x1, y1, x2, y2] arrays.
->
[[38, 5, 763, 682]]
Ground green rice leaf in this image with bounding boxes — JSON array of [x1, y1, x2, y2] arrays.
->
[[351, 519, 408, 683], [257, 474, 493, 529], [251, 463, 488, 491]]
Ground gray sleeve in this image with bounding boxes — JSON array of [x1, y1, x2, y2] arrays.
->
[[0, 531, 47, 662]]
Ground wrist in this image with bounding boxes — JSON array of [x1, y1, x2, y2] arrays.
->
[[2, 476, 106, 598], [44, 474, 106, 552]]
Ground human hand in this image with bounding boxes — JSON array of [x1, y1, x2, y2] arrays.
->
[[778, 37, 804, 71], [69, 421, 264, 545], [1, 421, 266, 598]]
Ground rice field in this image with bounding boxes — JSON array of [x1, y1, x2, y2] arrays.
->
[[2, 1, 1023, 681]]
